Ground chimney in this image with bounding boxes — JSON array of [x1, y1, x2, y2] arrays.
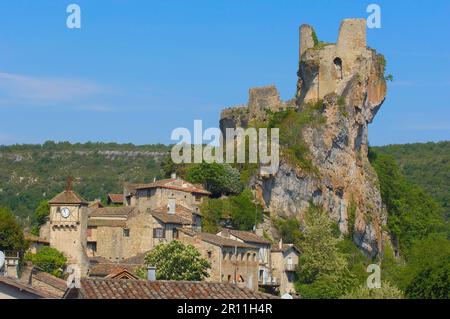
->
[[279, 238, 283, 250], [147, 266, 156, 281], [168, 197, 176, 214], [4, 252, 19, 279], [171, 172, 177, 179]]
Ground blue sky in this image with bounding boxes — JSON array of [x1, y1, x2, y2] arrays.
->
[[0, 0, 449, 146]]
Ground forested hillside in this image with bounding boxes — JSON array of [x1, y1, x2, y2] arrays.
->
[[373, 141, 449, 215], [1, 140, 448, 226], [0, 141, 170, 220]]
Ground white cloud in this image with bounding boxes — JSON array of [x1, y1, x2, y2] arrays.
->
[[0, 72, 107, 106]]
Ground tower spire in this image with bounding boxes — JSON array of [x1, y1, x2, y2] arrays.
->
[[65, 176, 74, 191]]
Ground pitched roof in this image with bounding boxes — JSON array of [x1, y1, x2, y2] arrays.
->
[[105, 268, 140, 280], [134, 178, 211, 195], [31, 269, 68, 295], [150, 211, 191, 225], [88, 263, 142, 277], [88, 200, 104, 209], [199, 233, 257, 249], [69, 278, 276, 299], [107, 194, 124, 203], [49, 190, 87, 205], [87, 219, 127, 227], [271, 243, 301, 254], [151, 204, 198, 216], [24, 233, 50, 244], [221, 229, 271, 245], [178, 229, 257, 249], [89, 206, 135, 217], [0, 276, 50, 298], [123, 182, 149, 196]]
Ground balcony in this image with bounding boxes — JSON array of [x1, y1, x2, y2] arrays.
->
[[258, 276, 279, 287], [285, 263, 297, 272]]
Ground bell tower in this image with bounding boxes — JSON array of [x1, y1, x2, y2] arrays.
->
[[48, 177, 89, 274]]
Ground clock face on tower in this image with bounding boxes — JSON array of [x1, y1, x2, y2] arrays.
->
[[60, 207, 71, 218]]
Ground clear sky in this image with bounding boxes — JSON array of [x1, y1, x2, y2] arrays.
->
[[0, 0, 449, 146]]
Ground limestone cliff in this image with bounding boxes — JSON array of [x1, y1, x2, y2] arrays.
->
[[220, 19, 388, 257]]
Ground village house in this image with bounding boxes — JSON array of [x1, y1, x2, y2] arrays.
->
[[38, 175, 209, 275], [106, 193, 124, 206], [177, 228, 260, 291], [216, 229, 275, 289], [271, 241, 300, 296], [33, 174, 299, 297]]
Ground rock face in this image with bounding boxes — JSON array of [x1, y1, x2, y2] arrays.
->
[[220, 19, 388, 257]]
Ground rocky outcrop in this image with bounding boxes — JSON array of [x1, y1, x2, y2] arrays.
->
[[220, 19, 388, 257]]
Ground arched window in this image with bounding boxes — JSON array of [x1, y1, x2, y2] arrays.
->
[[333, 57, 343, 80]]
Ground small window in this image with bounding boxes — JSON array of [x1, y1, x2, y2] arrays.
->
[[333, 57, 343, 80], [153, 228, 165, 238], [87, 242, 97, 253], [207, 251, 212, 259], [172, 228, 179, 239], [123, 228, 130, 237]]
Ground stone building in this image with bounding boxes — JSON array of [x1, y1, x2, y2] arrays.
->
[[47, 189, 90, 275], [216, 229, 274, 288], [40, 176, 210, 276], [38, 178, 300, 296], [178, 228, 259, 291], [270, 241, 300, 296]]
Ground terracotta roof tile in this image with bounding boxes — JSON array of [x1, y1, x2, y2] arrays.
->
[[87, 219, 127, 227], [134, 178, 211, 195], [32, 269, 68, 292], [89, 263, 142, 277], [221, 229, 272, 245], [107, 194, 124, 203], [49, 190, 87, 205], [24, 233, 50, 244], [73, 278, 276, 299], [89, 206, 135, 217], [150, 211, 191, 225], [178, 229, 257, 249], [0, 276, 51, 298], [151, 204, 197, 216]]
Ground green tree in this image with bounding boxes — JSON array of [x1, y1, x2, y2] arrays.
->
[[199, 189, 262, 232], [144, 241, 210, 281], [274, 217, 302, 244], [341, 281, 403, 299], [401, 234, 450, 298], [0, 207, 28, 253], [186, 162, 243, 197], [228, 189, 262, 231], [25, 247, 67, 278], [295, 205, 357, 298], [200, 198, 224, 233], [369, 149, 445, 256], [30, 200, 50, 235]]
